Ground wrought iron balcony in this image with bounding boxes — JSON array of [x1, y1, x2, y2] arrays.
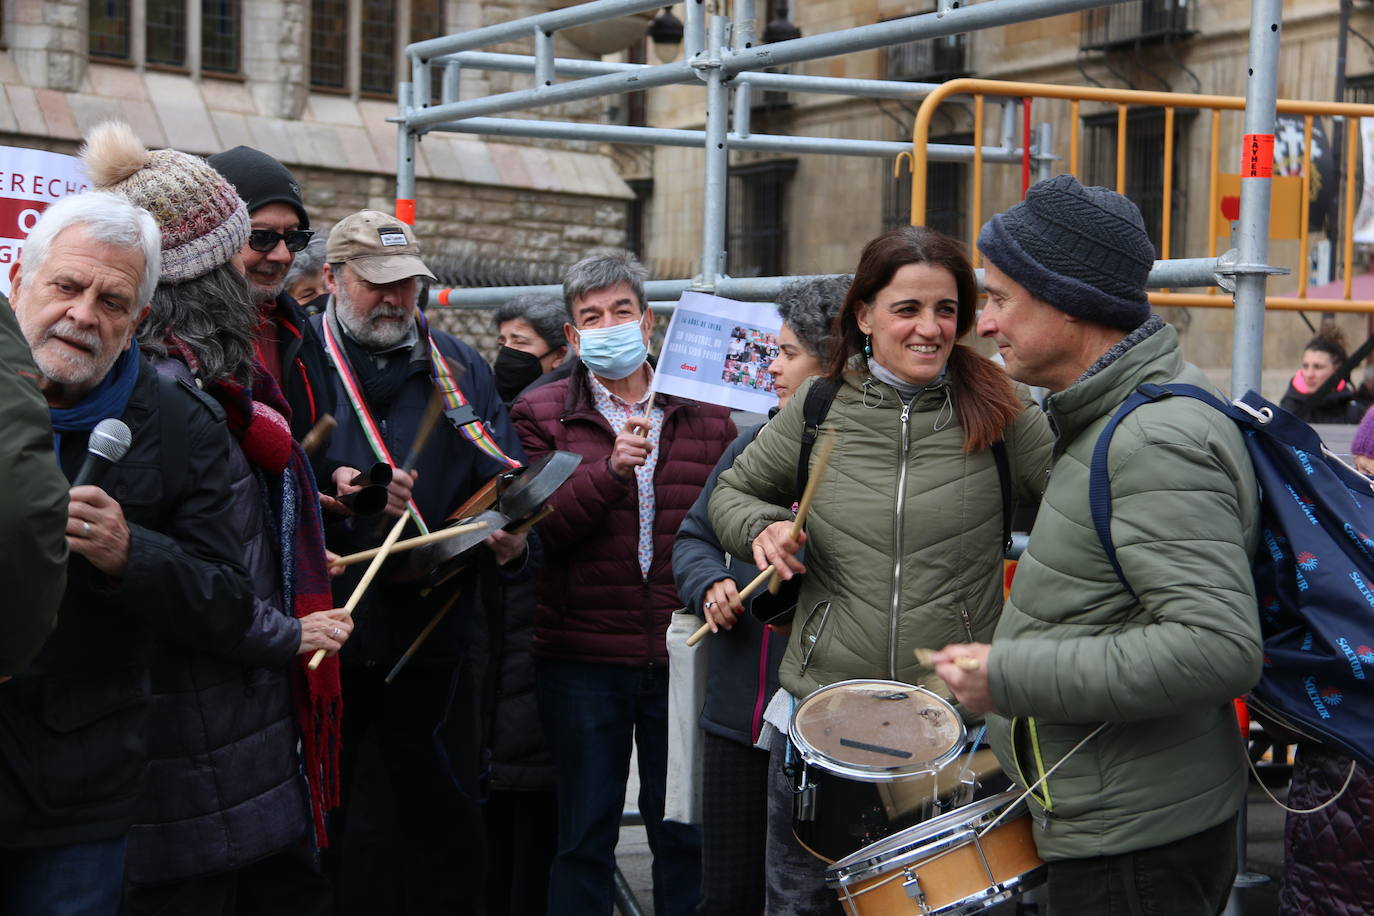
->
[[1081, 0, 1193, 52]]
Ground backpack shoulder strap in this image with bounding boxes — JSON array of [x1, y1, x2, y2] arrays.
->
[[991, 439, 1012, 554], [1089, 382, 1229, 598], [796, 377, 840, 499]]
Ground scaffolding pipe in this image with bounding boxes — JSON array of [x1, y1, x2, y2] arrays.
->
[[441, 60, 461, 105], [1229, 0, 1284, 399], [432, 51, 941, 99], [406, 0, 667, 60], [428, 258, 1225, 308], [701, 14, 730, 285], [429, 118, 1023, 160], [732, 0, 755, 139], [396, 82, 418, 223], [718, 0, 1134, 76], [684, 0, 705, 60]]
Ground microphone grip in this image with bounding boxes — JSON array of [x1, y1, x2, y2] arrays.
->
[[71, 455, 112, 489]]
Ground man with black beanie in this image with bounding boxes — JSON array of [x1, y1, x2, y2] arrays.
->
[[209, 145, 335, 446], [931, 174, 1262, 916]]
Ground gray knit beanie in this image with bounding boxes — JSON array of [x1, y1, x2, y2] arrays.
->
[[81, 121, 250, 284], [977, 174, 1155, 331]]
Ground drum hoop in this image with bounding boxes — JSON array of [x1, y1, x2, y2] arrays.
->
[[824, 789, 1026, 888], [789, 679, 966, 781]]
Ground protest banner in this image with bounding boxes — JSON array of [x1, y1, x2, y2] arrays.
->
[[653, 291, 783, 414], [0, 146, 90, 297]]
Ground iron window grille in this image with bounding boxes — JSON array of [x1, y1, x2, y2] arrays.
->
[[727, 159, 798, 278], [1081, 107, 1194, 259], [1081, 0, 1193, 52]]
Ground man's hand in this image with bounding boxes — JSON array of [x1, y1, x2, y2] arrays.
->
[[484, 528, 529, 568], [703, 577, 745, 633], [325, 466, 364, 516], [381, 468, 417, 518], [931, 642, 996, 715], [609, 415, 653, 480], [297, 608, 354, 656], [751, 520, 807, 581], [67, 485, 132, 578]]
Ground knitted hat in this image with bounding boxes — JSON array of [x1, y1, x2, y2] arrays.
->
[[208, 145, 310, 229], [977, 174, 1155, 331], [326, 210, 436, 284], [81, 121, 250, 284]]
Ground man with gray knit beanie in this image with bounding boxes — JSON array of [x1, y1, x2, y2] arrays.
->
[[932, 174, 1263, 915]]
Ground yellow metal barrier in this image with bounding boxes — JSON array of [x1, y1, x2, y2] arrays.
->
[[909, 78, 1374, 313]]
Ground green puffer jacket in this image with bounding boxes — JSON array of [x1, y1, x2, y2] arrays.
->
[[709, 368, 1053, 700], [986, 320, 1262, 861]]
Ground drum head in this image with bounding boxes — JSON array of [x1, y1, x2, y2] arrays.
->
[[790, 680, 965, 781]]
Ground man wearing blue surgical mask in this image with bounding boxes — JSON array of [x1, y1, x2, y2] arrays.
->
[[510, 252, 734, 916]]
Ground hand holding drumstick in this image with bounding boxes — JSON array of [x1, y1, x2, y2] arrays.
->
[[924, 643, 997, 715]]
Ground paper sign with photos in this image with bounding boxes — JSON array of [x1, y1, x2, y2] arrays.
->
[[654, 291, 782, 414]]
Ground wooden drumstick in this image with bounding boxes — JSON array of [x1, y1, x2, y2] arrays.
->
[[300, 413, 336, 456], [685, 566, 776, 648], [914, 647, 981, 671], [331, 520, 490, 568], [309, 511, 410, 670], [768, 429, 835, 595], [385, 504, 557, 679]]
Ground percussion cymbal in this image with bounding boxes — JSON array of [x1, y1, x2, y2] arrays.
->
[[499, 450, 581, 523]]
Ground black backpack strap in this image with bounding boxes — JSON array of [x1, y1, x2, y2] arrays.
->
[[796, 378, 840, 499], [991, 440, 1012, 554]]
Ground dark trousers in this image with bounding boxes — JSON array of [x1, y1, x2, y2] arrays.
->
[[698, 732, 769, 916], [1046, 814, 1238, 916], [328, 665, 486, 916], [484, 790, 558, 916], [122, 843, 331, 916], [764, 741, 842, 916], [0, 837, 126, 916], [536, 659, 702, 916]]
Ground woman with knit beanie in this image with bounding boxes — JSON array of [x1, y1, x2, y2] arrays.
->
[[82, 121, 342, 915]]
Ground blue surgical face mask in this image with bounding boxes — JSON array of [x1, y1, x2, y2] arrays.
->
[[576, 313, 648, 380]]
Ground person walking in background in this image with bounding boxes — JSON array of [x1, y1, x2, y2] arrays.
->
[[672, 275, 848, 916], [510, 251, 732, 916]]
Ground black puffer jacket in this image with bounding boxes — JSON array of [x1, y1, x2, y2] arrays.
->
[[1280, 743, 1374, 916], [1280, 375, 1364, 424], [124, 359, 309, 885], [0, 362, 252, 848]]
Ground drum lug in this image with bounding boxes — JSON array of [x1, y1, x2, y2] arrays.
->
[[900, 866, 933, 914], [793, 766, 817, 823]]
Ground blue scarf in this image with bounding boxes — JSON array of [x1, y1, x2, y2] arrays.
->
[[49, 337, 142, 454]]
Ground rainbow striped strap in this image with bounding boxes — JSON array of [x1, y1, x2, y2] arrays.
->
[[320, 316, 429, 534], [417, 313, 522, 471]]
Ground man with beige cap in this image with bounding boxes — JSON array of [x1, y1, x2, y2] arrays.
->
[[312, 210, 529, 913]]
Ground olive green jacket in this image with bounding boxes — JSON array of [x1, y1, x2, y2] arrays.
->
[[0, 301, 68, 673], [986, 321, 1262, 861], [709, 369, 1053, 699]]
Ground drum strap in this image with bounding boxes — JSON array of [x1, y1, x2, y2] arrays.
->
[[980, 721, 1108, 836]]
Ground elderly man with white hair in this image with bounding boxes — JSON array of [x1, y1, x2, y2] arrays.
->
[[0, 191, 251, 915]]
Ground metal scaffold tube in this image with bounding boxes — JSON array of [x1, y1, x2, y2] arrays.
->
[[700, 14, 730, 285]]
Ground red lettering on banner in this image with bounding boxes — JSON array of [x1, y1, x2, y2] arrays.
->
[[0, 198, 50, 239], [679, 363, 698, 372], [1243, 133, 1275, 179]]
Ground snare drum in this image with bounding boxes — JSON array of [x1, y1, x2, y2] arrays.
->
[[825, 790, 1046, 916], [788, 680, 975, 862]]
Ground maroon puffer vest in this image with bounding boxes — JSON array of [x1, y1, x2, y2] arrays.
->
[[511, 367, 734, 666]]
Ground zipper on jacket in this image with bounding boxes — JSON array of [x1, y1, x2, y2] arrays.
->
[[889, 399, 913, 679], [959, 606, 974, 642]]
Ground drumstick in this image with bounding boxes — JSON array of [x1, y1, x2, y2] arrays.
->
[[308, 511, 409, 670], [331, 520, 489, 568], [384, 590, 463, 684], [685, 566, 776, 647], [768, 430, 835, 594], [386, 504, 557, 675], [914, 647, 981, 671], [300, 413, 336, 456]]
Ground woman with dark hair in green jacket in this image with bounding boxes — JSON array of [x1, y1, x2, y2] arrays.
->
[[709, 226, 1053, 915]]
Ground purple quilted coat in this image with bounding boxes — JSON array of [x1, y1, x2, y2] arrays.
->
[[510, 365, 734, 667], [1280, 743, 1374, 916]]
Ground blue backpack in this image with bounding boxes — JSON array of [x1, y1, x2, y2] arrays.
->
[[1091, 382, 1374, 770]]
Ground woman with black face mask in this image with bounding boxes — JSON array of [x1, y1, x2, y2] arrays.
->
[[491, 293, 571, 404]]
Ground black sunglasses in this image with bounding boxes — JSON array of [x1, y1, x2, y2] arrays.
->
[[247, 228, 314, 253]]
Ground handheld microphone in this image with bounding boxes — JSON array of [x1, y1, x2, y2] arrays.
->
[[72, 418, 133, 488]]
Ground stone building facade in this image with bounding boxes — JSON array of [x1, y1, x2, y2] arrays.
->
[[0, 0, 634, 350]]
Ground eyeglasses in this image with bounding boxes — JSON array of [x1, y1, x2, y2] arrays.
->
[[247, 229, 314, 253]]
